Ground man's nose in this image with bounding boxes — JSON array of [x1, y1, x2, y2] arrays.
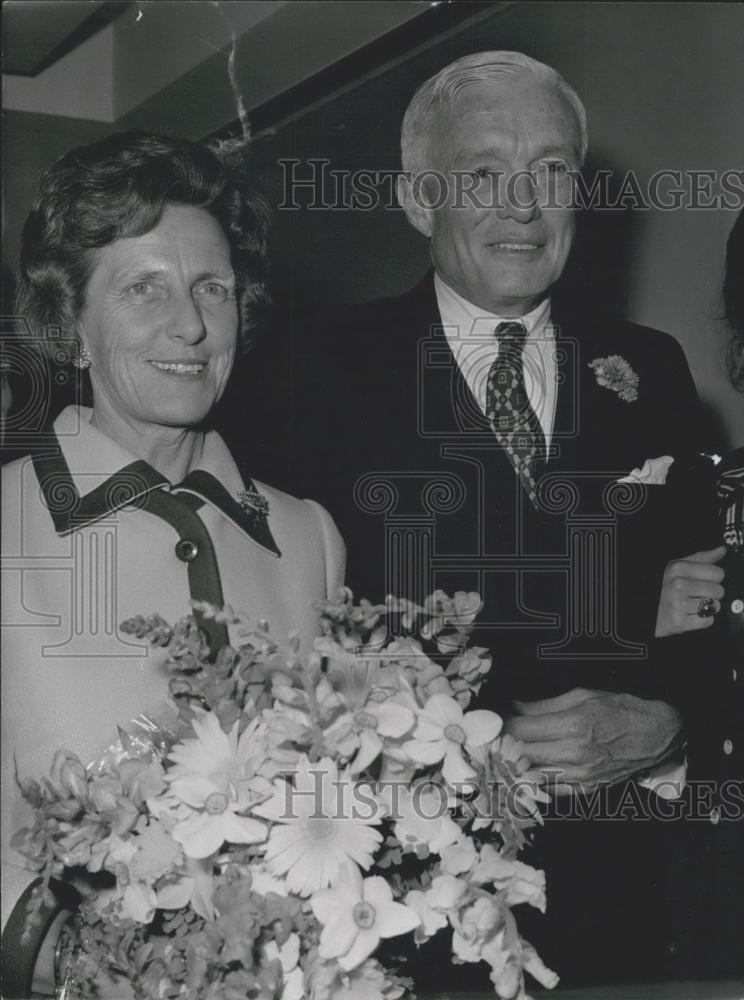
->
[[169, 291, 207, 344], [497, 170, 540, 222]]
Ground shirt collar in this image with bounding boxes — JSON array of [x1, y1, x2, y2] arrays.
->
[[33, 406, 280, 556], [434, 271, 552, 340]]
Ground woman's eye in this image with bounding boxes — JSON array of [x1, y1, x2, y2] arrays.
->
[[128, 281, 154, 297], [195, 282, 230, 302]]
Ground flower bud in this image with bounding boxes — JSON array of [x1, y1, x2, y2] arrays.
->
[[16, 775, 43, 808], [51, 751, 87, 800], [60, 760, 88, 801], [48, 799, 83, 821], [89, 783, 121, 813]]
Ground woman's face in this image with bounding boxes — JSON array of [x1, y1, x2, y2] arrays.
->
[[78, 202, 238, 432]]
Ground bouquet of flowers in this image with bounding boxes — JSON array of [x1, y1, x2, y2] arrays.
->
[[13, 589, 557, 1000]]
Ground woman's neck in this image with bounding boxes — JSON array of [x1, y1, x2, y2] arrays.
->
[[89, 406, 206, 484]]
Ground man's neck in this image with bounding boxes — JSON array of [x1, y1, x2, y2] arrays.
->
[[433, 273, 549, 320], [434, 272, 551, 333]]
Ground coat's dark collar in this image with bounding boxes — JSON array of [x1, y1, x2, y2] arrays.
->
[[174, 469, 280, 557], [31, 439, 281, 557]]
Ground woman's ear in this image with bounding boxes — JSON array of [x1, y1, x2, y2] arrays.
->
[[69, 325, 92, 369], [71, 318, 89, 360], [397, 173, 434, 239]]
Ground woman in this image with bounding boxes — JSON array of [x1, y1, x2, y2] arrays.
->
[[651, 208, 743, 981], [654, 210, 743, 648], [1, 131, 345, 994]]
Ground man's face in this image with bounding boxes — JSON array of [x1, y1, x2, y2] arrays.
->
[[411, 78, 581, 316]]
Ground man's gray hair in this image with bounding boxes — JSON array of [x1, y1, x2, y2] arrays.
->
[[400, 51, 588, 175]]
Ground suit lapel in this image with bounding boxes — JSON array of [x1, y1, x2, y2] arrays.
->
[[547, 298, 608, 473]]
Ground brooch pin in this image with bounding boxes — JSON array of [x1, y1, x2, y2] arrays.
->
[[588, 355, 639, 403], [237, 484, 270, 517]]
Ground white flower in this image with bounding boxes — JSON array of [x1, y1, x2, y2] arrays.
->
[[253, 756, 384, 896], [168, 711, 265, 788], [440, 838, 477, 876], [618, 455, 674, 485], [171, 787, 266, 858], [155, 854, 216, 919], [452, 896, 504, 963], [424, 874, 468, 912], [94, 835, 158, 923], [159, 713, 269, 858], [324, 699, 415, 775], [382, 783, 462, 855], [264, 933, 303, 1000], [421, 590, 481, 638], [482, 930, 522, 996], [465, 734, 549, 831], [471, 844, 547, 912], [249, 862, 289, 897], [403, 694, 502, 784], [328, 959, 404, 1000], [521, 939, 560, 990], [404, 890, 448, 943], [311, 862, 420, 970]]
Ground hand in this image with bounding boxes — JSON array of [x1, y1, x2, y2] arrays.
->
[[654, 545, 726, 637], [503, 688, 683, 796]]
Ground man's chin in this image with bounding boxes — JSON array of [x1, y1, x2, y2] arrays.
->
[[473, 278, 551, 316]]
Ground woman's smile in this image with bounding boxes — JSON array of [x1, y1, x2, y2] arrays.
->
[[148, 359, 209, 376]]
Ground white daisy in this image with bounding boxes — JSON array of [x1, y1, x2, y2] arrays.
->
[[253, 756, 384, 896], [162, 712, 269, 858]]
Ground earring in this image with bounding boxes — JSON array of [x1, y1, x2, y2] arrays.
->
[[73, 347, 91, 370]]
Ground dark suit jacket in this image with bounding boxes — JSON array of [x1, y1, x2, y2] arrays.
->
[[290, 272, 703, 714], [241, 272, 738, 986]]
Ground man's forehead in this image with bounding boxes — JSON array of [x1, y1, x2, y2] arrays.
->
[[432, 79, 579, 147]]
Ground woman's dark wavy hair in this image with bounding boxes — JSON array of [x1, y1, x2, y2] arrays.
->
[[15, 131, 270, 355], [723, 207, 744, 391]]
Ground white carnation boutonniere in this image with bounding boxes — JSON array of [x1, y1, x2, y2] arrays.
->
[[618, 455, 675, 485], [589, 355, 639, 402]]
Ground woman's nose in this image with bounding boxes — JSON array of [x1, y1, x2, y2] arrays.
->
[[169, 291, 207, 344]]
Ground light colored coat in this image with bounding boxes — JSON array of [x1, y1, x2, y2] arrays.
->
[[1, 406, 345, 923]]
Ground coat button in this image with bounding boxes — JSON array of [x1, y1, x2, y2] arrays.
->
[[723, 739, 733, 756], [709, 807, 720, 825], [731, 598, 743, 614], [175, 539, 199, 562]]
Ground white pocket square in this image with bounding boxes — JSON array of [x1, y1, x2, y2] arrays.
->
[[618, 455, 675, 485]]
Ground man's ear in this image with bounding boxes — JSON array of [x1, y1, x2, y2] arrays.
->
[[397, 173, 434, 239]]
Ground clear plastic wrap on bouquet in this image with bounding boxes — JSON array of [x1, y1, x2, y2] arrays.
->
[[13, 592, 556, 1000]]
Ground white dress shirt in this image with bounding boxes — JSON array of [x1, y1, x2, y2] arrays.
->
[[435, 272, 558, 449]]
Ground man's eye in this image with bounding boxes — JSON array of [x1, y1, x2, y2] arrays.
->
[[473, 167, 492, 180], [541, 160, 569, 175]]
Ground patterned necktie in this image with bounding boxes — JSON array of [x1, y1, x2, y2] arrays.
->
[[485, 320, 546, 507]]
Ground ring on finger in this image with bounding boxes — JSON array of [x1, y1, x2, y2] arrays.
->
[[696, 597, 718, 619]]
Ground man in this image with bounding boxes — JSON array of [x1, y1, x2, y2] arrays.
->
[[289, 53, 708, 983]]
